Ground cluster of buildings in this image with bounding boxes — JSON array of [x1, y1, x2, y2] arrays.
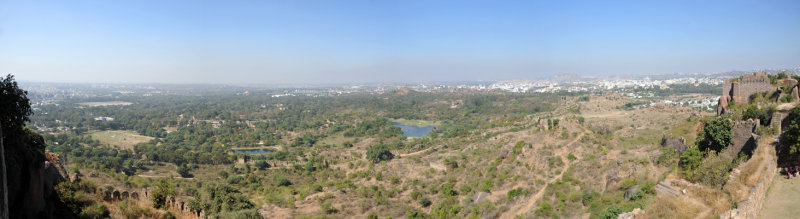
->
[[487, 76, 725, 93]]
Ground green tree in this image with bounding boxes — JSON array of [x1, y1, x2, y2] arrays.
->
[[743, 105, 769, 125], [177, 164, 192, 178], [696, 117, 732, 153], [254, 160, 270, 170], [418, 197, 431, 207], [151, 179, 176, 209], [277, 177, 292, 187], [779, 106, 800, 162], [0, 74, 32, 132], [366, 144, 394, 163], [439, 183, 457, 197]]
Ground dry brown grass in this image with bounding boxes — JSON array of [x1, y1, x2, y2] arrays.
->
[[692, 186, 731, 214], [642, 195, 706, 219], [643, 181, 730, 219]]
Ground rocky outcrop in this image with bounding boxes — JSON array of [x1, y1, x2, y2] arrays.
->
[[655, 181, 680, 197], [624, 185, 641, 200], [661, 135, 689, 155]]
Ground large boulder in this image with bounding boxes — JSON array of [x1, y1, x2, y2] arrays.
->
[[717, 96, 730, 115]]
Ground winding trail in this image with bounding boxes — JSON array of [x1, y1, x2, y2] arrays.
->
[[501, 128, 589, 219]]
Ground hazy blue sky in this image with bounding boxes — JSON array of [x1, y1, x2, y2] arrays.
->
[[1, 0, 799, 84]]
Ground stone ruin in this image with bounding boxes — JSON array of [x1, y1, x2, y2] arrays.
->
[[723, 119, 759, 158], [718, 73, 775, 115]]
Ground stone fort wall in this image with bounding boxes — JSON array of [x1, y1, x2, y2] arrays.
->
[[725, 73, 774, 103], [718, 73, 776, 115]]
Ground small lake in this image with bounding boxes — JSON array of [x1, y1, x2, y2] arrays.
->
[[393, 123, 436, 137], [232, 149, 275, 155]]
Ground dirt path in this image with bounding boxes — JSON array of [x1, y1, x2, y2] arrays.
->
[[760, 171, 800, 218], [501, 129, 588, 219], [397, 146, 436, 157]]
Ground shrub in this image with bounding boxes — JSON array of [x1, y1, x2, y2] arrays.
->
[[277, 177, 292, 187], [410, 190, 421, 200], [641, 181, 656, 195], [321, 202, 337, 214], [479, 179, 494, 192], [227, 175, 244, 184], [80, 203, 107, 218], [177, 164, 192, 178], [618, 178, 638, 190], [444, 157, 459, 169], [507, 188, 523, 201], [743, 105, 770, 125], [419, 197, 432, 207], [695, 152, 735, 187], [581, 191, 596, 206], [656, 146, 677, 166], [781, 94, 794, 103], [430, 198, 460, 218], [534, 201, 554, 217], [254, 160, 270, 170], [439, 183, 457, 197], [597, 205, 624, 219], [680, 147, 704, 171], [513, 141, 525, 155]]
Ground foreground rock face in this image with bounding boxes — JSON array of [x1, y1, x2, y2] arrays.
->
[[15, 151, 69, 218]]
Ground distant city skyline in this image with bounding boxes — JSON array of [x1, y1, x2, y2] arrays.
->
[[2, 0, 799, 84]]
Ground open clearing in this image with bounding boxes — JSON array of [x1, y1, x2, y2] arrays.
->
[[78, 101, 133, 107], [90, 130, 153, 149]]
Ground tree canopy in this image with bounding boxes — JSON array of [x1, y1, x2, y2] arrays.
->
[[366, 144, 394, 163], [779, 106, 800, 163], [696, 117, 732, 153], [0, 74, 32, 132]]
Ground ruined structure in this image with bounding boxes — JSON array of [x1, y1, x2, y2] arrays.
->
[[718, 73, 775, 115], [661, 135, 690, 155], [723, 119, 759, 158]]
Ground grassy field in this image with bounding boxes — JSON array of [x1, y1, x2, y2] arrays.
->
[[390, 118, 440, 127], [319, 133, 357, 146], [90, 130, 154, 150]]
